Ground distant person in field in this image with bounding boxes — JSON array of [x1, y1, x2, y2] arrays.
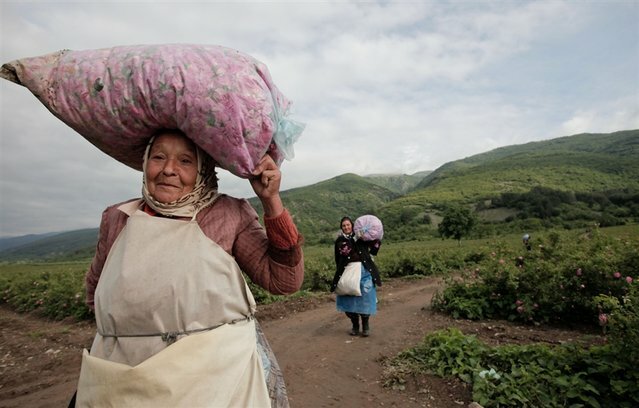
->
[[523, 233, 532, 251], [331, 216, 382, 337], [76, 130, 303, 407]]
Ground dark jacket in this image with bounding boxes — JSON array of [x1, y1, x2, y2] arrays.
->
[[331, 234, 382, 292]]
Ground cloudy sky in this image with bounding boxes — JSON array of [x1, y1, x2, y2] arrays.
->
[[1, 1, 638, 237]]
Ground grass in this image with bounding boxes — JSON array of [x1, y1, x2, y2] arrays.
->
[[1, 224, 637, 320]]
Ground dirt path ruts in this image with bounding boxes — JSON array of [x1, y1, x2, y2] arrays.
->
[[1, 277, 601, 408], [260, 277, 473, 407]]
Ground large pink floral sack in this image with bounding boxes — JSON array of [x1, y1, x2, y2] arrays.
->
[[0, 44, 304, 177], [354, 215, 384, 242]]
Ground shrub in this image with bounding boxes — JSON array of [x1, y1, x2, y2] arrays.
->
[[383, 328, 639, 407], [432, 227, 638, 326], [0, 263, 91, 320]]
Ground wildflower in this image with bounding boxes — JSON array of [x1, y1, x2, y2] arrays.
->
[[626, 276, 633, 284], [516, 306, 525, 313], [576, 268, 582, 276], [598, 313, 608, 326], [580, 284, 585, 289], [613, 272, 621, 279], [515, 300, 524, 306]]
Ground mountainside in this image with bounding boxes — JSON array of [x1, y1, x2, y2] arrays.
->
[[420, 130, 638, 182], [250, 173, 400, 244], [0, 232, 59, 252], [0, 228, 99, 262], [2, 130, 637, 260], [406, 130, 639, 203], [417, 130, 639, 195], [363, 171, 431, 194], [373, 130, 639, 238], [0, 173, 407, 260]]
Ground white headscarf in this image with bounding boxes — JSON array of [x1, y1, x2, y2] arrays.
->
[[141, 134, 220, 218]]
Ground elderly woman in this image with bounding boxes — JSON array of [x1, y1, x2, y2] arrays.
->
[[76, 129, 303, 407]]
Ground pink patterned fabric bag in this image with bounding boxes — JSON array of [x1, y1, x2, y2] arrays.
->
[[354, 215, 384, 242], [0, 44, 304, 177]]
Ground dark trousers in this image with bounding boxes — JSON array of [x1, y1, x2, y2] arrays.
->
[[345, 312, 369, 331]]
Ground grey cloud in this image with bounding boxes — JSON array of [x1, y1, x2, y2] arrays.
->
[[1, 1, 637, 236]]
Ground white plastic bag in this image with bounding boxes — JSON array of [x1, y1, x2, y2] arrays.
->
[[335, 262, 362, 296]]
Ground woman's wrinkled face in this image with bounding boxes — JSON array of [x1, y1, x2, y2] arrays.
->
[[146, 132, 198, 203], [341, 220, 353, 235]]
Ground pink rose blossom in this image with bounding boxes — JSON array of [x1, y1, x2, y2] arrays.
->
[[515, 300, 523, 306], [613, 272, 621, 279], [516, 306, 525, 313], [626, 276, 633, 284], [598, 313, 608, 326]]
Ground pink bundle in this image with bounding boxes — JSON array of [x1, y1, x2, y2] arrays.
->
[[0, 44, 304, 177], [354, 215, 384, 241]]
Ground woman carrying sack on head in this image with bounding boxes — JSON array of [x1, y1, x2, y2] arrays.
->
[[2, 44, 306, 407], [75, 130, 303, 407], [331, 216, 382, 337]]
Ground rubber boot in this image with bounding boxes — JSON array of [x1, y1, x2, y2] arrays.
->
[[346, 312, 359, 336], [361, 315, 370, 337]]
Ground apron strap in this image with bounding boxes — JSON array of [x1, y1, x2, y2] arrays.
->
[[98, 315, 254, 345]]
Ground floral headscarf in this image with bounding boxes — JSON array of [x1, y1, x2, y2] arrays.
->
[[141, 132, 219, 218]]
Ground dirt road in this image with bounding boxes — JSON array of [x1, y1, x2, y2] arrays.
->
[[0, 277, 597, 407]]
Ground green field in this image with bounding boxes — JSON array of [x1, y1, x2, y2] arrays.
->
[[2, 224, 637, 406], [3, 224, 636, 321]]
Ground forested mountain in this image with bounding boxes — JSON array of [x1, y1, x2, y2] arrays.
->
[[416, 129, 639, 197], [0, 232, 59, 252], [2, 130, 637, 259], [377, 129, 639, 239], [363, 171, 431, 194], [249, 173, 401, 244], [0, 229, 99, 262]]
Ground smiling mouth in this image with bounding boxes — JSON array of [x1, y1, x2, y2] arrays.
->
[[157, 183, 180, 189]]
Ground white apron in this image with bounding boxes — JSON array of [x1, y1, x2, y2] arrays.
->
[[76, 201, 270, 407]]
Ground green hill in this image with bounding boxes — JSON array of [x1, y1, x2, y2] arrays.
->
[[249, 173, 400, 244], [0, 232, 58, 252], [363, 171, 431, 194], [0, 228, 99, 262], [384, 130, 639, 205], [416, 130, 639, 198], [2, 130, 637, 260], [376, 130, 639, 238]]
